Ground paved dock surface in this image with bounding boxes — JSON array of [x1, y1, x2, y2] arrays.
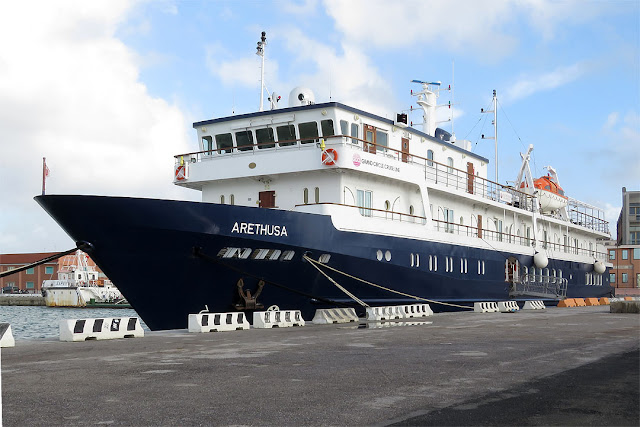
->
[[2, 306, 638, 426]]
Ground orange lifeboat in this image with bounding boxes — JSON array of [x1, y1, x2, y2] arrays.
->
[[520, 175, 568, 213]]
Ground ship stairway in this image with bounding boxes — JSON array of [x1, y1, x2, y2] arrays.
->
[[509, 274, 568, 300]]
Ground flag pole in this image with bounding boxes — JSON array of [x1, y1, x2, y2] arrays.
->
[[42, 157, 46, 195]]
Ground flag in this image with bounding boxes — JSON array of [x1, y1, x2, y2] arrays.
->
[[42, 157, 50, 195]]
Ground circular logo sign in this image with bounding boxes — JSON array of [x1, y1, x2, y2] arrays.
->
[[352, 153, 361, 167]]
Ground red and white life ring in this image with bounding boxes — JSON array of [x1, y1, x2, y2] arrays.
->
[[321, 148, 338, 166], [175, 164, 187, 181]]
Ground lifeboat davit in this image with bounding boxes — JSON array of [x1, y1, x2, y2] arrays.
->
[[520, 175, 568, 213]]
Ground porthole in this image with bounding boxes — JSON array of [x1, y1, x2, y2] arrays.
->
[[385, 250, 391, 261], [376, 250, 383, 261]]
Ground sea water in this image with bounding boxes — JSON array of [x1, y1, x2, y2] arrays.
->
[[0, 305, 149, 340]]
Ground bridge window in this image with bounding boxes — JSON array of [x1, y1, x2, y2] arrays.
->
[[230, 194, 235, 205], [220, 195, 225, 204], [351, 123, 359, 144], [299, 121, 319, 144], [321, 119, 335, 137], [202, 136, 213, 154], [256, 127, 275, 149], [303, 188, 309, 204], [340, 120, 348, 136], [235, 130, 254, 151], [276, 124, 296, 146], [315, 187, 320, 203], [215, 133, 233, 153]]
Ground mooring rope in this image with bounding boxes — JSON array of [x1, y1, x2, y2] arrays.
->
[[303, 254, 473, 310], [304, 255, 369, 307]]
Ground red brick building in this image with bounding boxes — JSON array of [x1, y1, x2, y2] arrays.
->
[[0, 252, 103, 293]]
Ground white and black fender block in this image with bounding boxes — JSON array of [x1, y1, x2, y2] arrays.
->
[[59, 317, 144, 342], [188, 312, 250, 333], [253, 310, 305, 328], [312, 308, 358, 324], [366, 306, 404, 321], [402, 304, 434, 318], [0, 323, 15, 347], [473, 302, 499, 313], [523, 300, 546, 310], [498, 301, 520, 313]]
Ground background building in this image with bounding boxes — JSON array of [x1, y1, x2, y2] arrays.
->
[[616, 187, 640, 245], [0, 251, 104, 293]]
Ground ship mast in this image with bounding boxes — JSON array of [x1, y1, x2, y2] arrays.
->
[[256, 31, 267, 112], [481, 90, 498, 183]]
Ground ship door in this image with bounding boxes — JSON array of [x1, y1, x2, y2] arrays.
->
[[364, 124, 376, 154], [467, 162, 475, 194], [477, 214, 483, 239], [258, 191, 276, 208], [505, 257, 519, 282], [401, 138, 410, 163]]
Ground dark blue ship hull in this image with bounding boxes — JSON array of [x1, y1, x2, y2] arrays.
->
[[35, 195, 613, 330]]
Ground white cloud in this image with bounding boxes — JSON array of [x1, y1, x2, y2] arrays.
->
[[0, 1, 195, 253], [503, 62, 589, 103], [604, 112, 620, 130]]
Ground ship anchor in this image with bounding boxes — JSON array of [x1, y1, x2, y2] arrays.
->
[[234, 278, 265, 311]]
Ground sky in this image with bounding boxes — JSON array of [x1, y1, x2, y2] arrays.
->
[[0, 0, 638, 254]]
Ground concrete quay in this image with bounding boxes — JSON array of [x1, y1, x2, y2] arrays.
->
[[1, 306, 638, 426], [0, 294, 44, 306]]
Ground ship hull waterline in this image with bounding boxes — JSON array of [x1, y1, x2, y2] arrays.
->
[[35, 195, 612, 330]]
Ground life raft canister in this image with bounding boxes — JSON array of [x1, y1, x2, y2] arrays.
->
[[322, 148, 338, 166]]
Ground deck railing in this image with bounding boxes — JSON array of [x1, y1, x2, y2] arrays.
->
[[176, 133, 608, 234]]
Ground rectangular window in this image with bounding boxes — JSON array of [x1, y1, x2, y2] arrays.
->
[[202, 136, 213, 154], [622, 250, 628, 260], [496, 219, 503, 242], [622, 273, 628, 283], [45, 266, 54, 274], [356, 189, 372, 217], [298, 121, 319, 144], [255, 127, 275, 149], [26, 267, 34, 274], [26, 282, 34, 289], [320, 119, 335, 137], [609, 273, 615, 283], [339, 120, 348, 137], [609, 250, 615, 260], [634, 248, 640, 260], [276, 124, 296, 146], [235, 130, 254, 151], [351, 123, 359, 144], [375, 130, 388, 152], [215, 133, 234, 153]]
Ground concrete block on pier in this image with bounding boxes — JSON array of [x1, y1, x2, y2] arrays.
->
[[1, 323, 15, 347], [253, 310, 305, 328], [498, 301, 520, 312], [474, 302, 499, 313], [598, 297, 610, 305], [557, 299, 576, 308], [402, 304, 434, 318], [574, 298, 587, 307], [610, 301, 640, 313], [585, 298, 599, 306], [188, 312, 249, 333], [312, 308, 358, 324], [60, 317, 144, 342], [366, 306, 403, 321], [523, 300, 546, 310]]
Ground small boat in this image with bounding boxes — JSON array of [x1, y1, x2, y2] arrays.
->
[[41, 250, 130, 308]]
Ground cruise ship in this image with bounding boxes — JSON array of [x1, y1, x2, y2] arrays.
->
[[36, 35, 613, 330]]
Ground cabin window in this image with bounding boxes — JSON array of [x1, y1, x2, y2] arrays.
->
[[321, 119, 335, 138], [427, 150, 434, 167], [443, 207, 454, 233], [496, 218, 503, 242], [357, 189, 372, 217], [235, 130, 254, 151], [256, 127, 275, 149], [410, 205, 415, 215], [376, 130, 388, 152], [276, 124, 296, 146], [384, 200, 391, 211], [215, 133, 233, 154], [314, 187, 320, 203], [220, 195, 225, 204], [303, 188, 309, 204], [364, 124, 376, 154], [351, 123, 359, 144], [299, 121, 319, 144], [340, 120, 348, 137], [230, 194, 235, 205], [447, 157, 454, 173], [202, 136, 213, 154]]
